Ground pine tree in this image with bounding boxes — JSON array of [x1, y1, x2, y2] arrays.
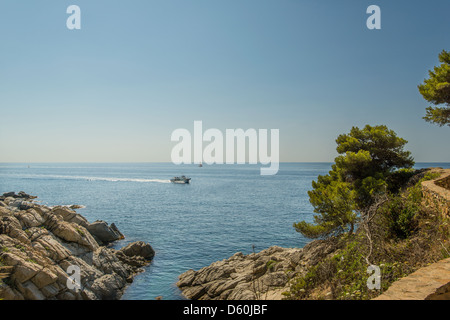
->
[[294, 125, 414, 239], [418, 50, 450, 127]]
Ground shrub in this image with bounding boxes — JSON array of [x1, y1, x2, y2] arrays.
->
[[383, 171, 442, 239]]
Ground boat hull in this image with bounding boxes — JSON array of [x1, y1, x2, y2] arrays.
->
[[171, 180, 190, 184]]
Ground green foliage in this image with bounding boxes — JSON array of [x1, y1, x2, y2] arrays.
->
[[285, 236, 417, 300], [385, 168, 416, 193], [378, 262, 411, 291], [14, 244, 26, 252], [75, 227, 85, 237], [284, 263, 322, 299], [266, 260, 278, 272], [331, 239, 369, 300], [335, 125, 414, 177], [295, 180, 357, 239], [418, 50, 450, 127], [382, 171, 440, 239], [294, 125, 414, 239], [333, 125, 414, 206], [286, 237, 378, 300], [423, 106, 450, 127], [287, 169, 449, 300], [383, 196, 418, 239]]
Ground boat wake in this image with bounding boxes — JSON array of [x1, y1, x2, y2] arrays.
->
[[19, 174, 171, 183], [84, 176, 171, 183]]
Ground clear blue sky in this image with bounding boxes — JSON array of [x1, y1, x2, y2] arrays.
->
[[0, 0, 449, 162]]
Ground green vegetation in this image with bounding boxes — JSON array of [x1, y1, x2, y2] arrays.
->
[[383, 171, 440, 239], [14, 244, 26, 252], [418, 49, 450, 127], [75, 227, 85, 237], [266, 260, 278, 272], [286, 170, 449, 300], [289, 99, 449, 299], [294, 124, 414, 239]]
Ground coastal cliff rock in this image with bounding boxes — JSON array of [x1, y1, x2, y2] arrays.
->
[[177, 240, 337, 300], [0, 192, 154, 300], [86, 220, 125, 245]]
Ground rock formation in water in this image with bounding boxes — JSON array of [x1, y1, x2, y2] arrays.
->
[[177, 241, 337, 300], [0, 192, 154, 300]]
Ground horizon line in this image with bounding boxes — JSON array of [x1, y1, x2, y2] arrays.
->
[[0, 161, 449, 164]]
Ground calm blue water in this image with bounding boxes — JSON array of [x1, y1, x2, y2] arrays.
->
[[0, 162, 448, 300]]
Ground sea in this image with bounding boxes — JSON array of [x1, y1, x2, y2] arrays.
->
[[0, 162, 448, 300]]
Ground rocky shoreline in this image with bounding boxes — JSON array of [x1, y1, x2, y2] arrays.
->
[[177, 240, 338, 300], [0, 192, 154, 300], [176, 169, 450, 301]]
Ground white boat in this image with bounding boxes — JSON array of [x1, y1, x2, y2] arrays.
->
[[170, 175, 191, 184]]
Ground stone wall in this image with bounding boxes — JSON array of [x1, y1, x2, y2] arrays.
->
[[373, 257, 450, 300], [421, 168, 450, 219], [435, 173, 450, 190], [373, 169, 450, 300]]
